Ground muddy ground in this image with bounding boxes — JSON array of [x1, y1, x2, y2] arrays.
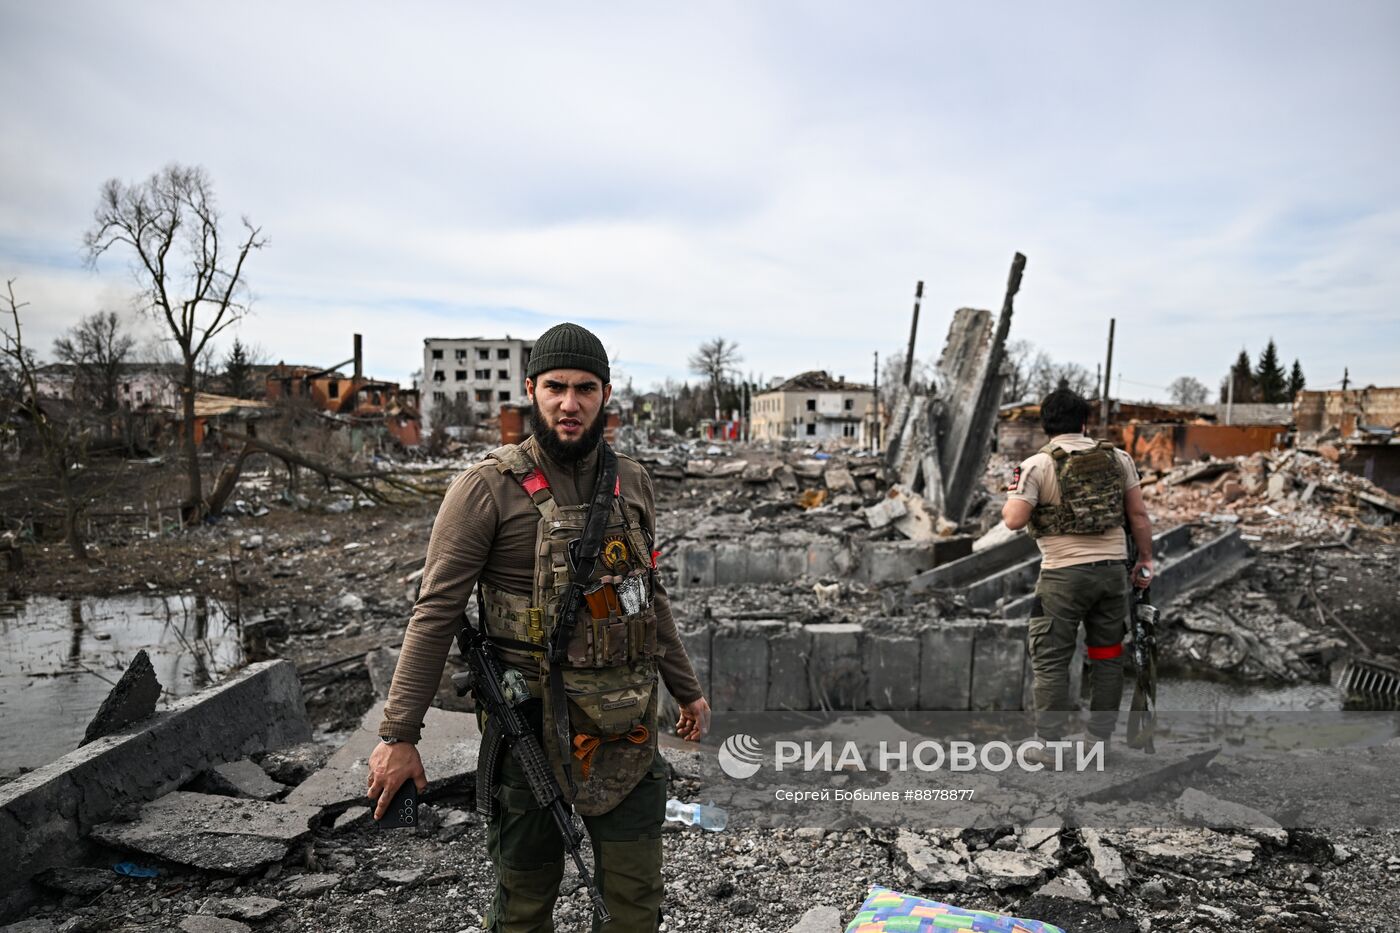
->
[[4, 447, 1400, 931]]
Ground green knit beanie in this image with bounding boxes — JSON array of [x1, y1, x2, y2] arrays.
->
[[526, 322, 610, 384]]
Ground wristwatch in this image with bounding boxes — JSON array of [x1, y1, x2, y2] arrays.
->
[[379, 736, 403, 745]]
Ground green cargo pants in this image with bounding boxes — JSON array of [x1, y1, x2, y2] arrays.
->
[[1028, 561, 1128, 741], [484, 732, 667, 933]]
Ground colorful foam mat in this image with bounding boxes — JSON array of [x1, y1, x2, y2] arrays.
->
[[844, 886, 1066, 933]]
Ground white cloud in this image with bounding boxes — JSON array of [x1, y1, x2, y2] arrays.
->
[[2, 1, 1397, 398]]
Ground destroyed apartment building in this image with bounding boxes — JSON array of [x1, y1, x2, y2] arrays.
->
[[4, 253, 1400, 932]]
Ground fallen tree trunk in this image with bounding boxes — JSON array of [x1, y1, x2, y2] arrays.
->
[[205, 428, 436, 516]]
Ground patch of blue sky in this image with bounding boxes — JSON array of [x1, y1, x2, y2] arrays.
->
[[0, 236, 85, 272]]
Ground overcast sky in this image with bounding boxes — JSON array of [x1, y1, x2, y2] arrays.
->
[[2, 2, 1397, 400]]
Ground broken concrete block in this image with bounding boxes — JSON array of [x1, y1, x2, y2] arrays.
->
[[2, 660, 310, 919], [255, 742, 333, 786], [285, 701, 480, 812], [80, 648, 161, 746], [775, 465, 798, 490], [193, 759, 286, 801], [863, 634, 920, 710], [1110, 827, 1259, 878], [824, 466, 856, 494], [1266, 472, 1294, 500], [891, 486, 936, 543], [1176, 787, 1287, 845], [919, 622, 976, 710], [860, 541, 937, 584], [807, 623, 864, 709], [180, 918, 251, 933], [970, 622, 1027, 711], [377, 867, 426, 886], [197, 896, 283, 921], [365, 647, 400, 700], [90, 792, 319, 874], [785, 905, 843, 933], [894, 829, 969, 891], [1079, 828, 1128, 890], [331, 806, 370, 832], [711, 624, 774, 711], [281, 873, 342, 898], [712, 543, 749, 585], [971, 849, 1055, 890], [677, 546, 716, 589], [766, 627, 812, 710], [864, 492, 906, 529], [33, 867, 114, 898], [1033, 868, 1092, 902]]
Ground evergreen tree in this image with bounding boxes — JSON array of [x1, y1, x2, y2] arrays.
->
[[1254, 339, 1288, 403], [224, 338, 253, 399], [1287, 359, 1306, 400], [1220, 349, 1259, 403]]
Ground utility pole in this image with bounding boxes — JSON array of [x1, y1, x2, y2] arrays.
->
[[902, 281, 923, 388], [872, 350, 880, 454], [1226, 367, 1235, 425], [1095, 363, 1101, 401], [1100, 318, 1115, 428]]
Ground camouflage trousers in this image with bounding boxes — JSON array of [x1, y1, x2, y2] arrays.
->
[[1028, 561, 1129, 741], [485, 718, 667, 933]]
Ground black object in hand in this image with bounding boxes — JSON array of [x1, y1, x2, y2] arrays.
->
[[376, 778, 418, 829]]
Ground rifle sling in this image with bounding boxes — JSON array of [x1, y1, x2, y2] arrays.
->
[[548, 444, 619, 797]]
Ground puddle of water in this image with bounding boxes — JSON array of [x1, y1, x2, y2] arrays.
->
[[1148, 677, 1343, 712], [0, 595, 245, 773]]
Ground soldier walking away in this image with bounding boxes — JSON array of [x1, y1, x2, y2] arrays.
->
[[367, 322, 712, 931], [1001, 385, 1152, 759]]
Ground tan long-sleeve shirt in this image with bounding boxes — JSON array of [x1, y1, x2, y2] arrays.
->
[[379, 436, 703, 742]]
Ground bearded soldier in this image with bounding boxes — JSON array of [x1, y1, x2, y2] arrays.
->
[[369, 322, 711, 932], [1001, 385, 1152, 755]]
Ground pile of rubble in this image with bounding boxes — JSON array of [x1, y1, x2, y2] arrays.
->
[[1142, 449, 1399, 541]]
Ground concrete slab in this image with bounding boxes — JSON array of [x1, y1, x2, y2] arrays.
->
[[970, 621, 1027, 711], [193, 759, 286, 801], [804, 540, 847, 579], [744, 545, 784, 585], [90, 791, 319, 874], [81, 648, 161, 746], [860, 542, 936, 584], [713, 543, 749, 585], [677, 546, 716, 590], [919, 621, 977, 710], [767, 627, 813, 710], [285, 701, 480, 812], [776, 545, 809, 581], [710, 623, 775, 711], [1, 660, 309, 918], [807, 623, 865, 709], [863, 634, 920, 710]]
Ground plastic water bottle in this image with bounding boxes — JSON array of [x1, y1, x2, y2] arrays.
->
[[664, 798, 727, 832]]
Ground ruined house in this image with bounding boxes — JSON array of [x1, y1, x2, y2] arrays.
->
[[420, 335, 534, 432], [750, 371, 875, 445]]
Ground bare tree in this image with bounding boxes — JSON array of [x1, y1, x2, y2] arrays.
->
[[84, 164, 265, 520], [1168, 376, 1210, 407], [52, 310, 136, 416], [1, 281, 89, 559], [688, 337, 742, 423], [1002, 339, 1036, 403]]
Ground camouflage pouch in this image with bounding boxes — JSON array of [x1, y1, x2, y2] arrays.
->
[[541, 655, 659, 815]]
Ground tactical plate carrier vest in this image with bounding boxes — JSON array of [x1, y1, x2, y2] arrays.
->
[[1027, 440, 1126, 539], [478, 444, 660, 815]]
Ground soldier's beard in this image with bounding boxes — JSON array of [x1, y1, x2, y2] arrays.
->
[[530, 400, 606, 464]]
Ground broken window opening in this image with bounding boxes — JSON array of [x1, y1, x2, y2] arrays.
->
[[431, 349, 443, 360]]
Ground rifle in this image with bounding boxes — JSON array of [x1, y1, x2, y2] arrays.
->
[[1124, 527, 1158, 753], [453, 622, 610, 923]]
